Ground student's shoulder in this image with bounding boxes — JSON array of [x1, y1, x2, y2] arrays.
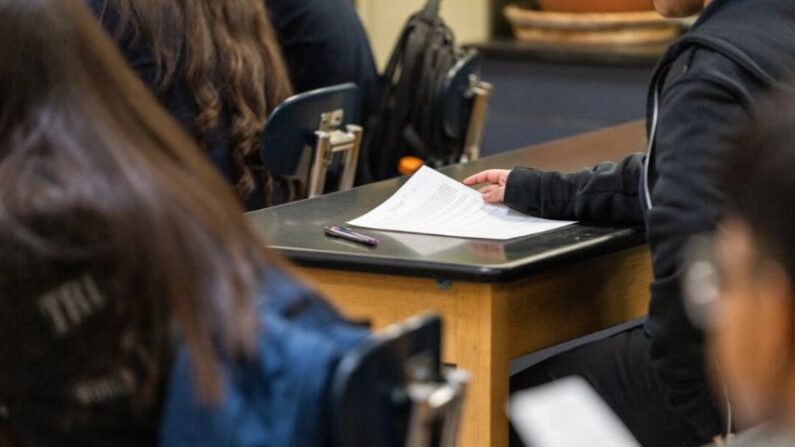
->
[[257, 267, 328, 316], [257, 267, 367, 345], [669, 45, 761, 94], [244, 268, 368, 406], [266, 0, 359, 32], [661, 44, 764, 108], [687, 46, 747, 76]]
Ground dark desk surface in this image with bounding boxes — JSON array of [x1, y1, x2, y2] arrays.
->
[[247, 121, 648, 283]]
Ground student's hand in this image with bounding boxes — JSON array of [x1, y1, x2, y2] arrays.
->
[[463, 169, 511, 203]]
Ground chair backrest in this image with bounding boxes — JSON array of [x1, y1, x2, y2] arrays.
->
[[441, 51, 493, 163], [331, 314, 467, 447], [261, 83, 361, 178], [440, 51, 480, 140]]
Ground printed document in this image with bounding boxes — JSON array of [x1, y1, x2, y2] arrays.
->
[[510, 377, 641, 447], [347, 166, 574, 240]]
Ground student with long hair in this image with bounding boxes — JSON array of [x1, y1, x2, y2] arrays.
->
[[0, 0, 366, 445], [87, 0, 295, 210]]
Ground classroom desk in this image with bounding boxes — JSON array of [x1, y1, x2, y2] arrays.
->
[[247, 120, 653, 447]]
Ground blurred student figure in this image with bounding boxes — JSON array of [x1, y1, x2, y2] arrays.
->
[[88, 0, 295, 210], [690, 96, 795, 446], [266, 0, 378, 120], [465, 0, 795, 445], [0, 1, 366, 446]]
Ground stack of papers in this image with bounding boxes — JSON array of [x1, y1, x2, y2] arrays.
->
[[348, 166, 574, 241]]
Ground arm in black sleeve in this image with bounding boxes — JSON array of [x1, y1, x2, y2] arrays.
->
[[645, 75, 753, 434], [503, 152, 647, 224]]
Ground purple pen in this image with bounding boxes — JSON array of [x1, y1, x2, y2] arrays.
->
[[324, 226, 379, 247]]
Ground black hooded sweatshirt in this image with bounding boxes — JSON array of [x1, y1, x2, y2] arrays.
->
[[503, 0, 795, 434]]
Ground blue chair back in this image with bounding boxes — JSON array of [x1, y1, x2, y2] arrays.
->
[[261, 83, 361, 177], [331, 315, 443, 447], [440, 51, 481, 143]]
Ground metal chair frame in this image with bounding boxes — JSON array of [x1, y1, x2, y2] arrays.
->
[[308, 109, 363, 198], [461, 77, 493, 163], [405, 368, 469, 447], [440, 51, 493, 166], [331, 314, 470, 447]]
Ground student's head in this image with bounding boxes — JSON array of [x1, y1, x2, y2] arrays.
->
[[653, 0, 711, 18], [701, 95, 795, 427], [95, 0, 293, 201], [0, 0, 271, 402]]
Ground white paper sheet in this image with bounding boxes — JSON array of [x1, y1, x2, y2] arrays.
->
[[347, 166, 574, 240], [509, 377, 641, 447]]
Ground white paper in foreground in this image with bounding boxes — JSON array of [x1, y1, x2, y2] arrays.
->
[[347, 166, 574, 240], [509, 377, 641, 447]]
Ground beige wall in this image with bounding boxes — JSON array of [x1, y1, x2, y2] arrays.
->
[[357, 0, 490, 69]]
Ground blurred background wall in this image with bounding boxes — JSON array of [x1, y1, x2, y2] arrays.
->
[[356, 0, 492, 68]]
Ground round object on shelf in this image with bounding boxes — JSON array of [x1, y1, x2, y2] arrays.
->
[[504, 5, 682, 46], [537, 0, 655, 13]]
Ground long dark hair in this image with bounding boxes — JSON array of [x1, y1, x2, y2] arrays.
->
[[0, 0, 272, 402], [95, 0, 294, 203]]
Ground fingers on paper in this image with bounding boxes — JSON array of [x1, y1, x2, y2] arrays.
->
[[463, 169, 508, 186], [482, 187, 505, 203], [479, 185, 499, 195]]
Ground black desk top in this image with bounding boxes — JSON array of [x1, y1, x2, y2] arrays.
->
[[247, 122, 648, 283]]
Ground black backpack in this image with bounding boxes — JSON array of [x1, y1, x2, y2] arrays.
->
[[360, 0, 470, 182]]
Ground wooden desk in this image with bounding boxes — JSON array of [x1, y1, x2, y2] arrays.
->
[[247, 121, 652, 447]]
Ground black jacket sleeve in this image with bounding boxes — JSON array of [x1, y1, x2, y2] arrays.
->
[[646, 74, 752, 431], [503, 153, 647, 224]]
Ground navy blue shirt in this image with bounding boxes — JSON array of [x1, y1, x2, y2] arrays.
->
[[265, 0, 378, 120]]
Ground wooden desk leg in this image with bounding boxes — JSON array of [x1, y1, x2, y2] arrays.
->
[[455, 284, 509, 447]]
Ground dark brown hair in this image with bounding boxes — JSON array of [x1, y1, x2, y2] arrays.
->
[[97, 0, 293, 202], [0, 0, 273, 402]]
